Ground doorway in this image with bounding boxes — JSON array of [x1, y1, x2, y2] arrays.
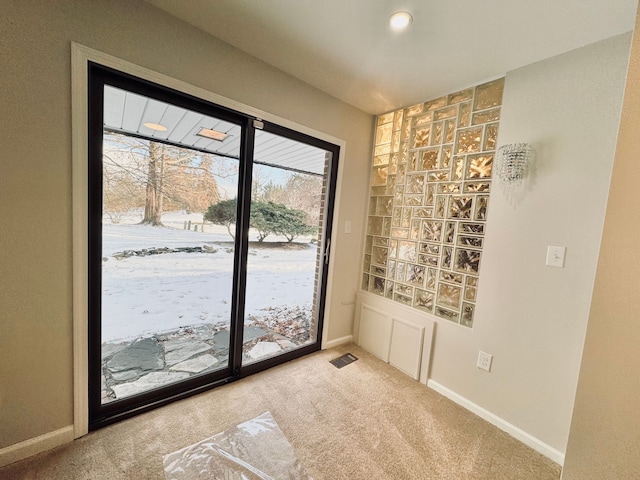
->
[[88, 64, 338, 429]]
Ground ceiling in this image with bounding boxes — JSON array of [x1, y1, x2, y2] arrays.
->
[[145, 0, 638, 114]]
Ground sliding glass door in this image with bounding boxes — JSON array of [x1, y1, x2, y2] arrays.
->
[[88, 64, 338, 428]]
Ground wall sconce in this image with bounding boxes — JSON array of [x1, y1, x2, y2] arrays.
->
[[494, 143, 533, 193]]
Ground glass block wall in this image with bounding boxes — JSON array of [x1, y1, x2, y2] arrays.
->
[[362, 79, 504, 327]]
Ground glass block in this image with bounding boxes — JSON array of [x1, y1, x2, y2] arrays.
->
[[421, 220, 443, 242], [464, 285, 477, 302], [437, 283, 462, 309], [466, 154, 493, 179], [378, 112, 394, 125], [389, 239, 398, 258], [448, 196, 473, 219], [368, 216, 383, 235], [472, 108, 500, 125], [402, 119, 411, 141], [465, 182, 491, 193], [435, 306, 460, 323], [455, 127, 483, 154], [435, 196, 446, 218], [466, 276, 478, 287], [458, 236, 483, 248], [425, 185, 435, 206], [454, 248, 481, 274], [461, 303, 475, 327], [438, 183, 461, 194], [404, 196, 423, 206], [413, 127, 431, 148], [391, 131, 401, 152], [406, 173, 426, 194], [371, 186, 386, 196], [421, 149, 439, 170], [407, 152, 418, 172], [372, 165, 389, 185], [389, 153, 399, 174], [406, 264, 425, 286], [394, 189, 403, 204], [448, 88, 473, 105], [475, 196, 489, 221], [414, 113, 433, 126], [391, 228, 409, 239], [376, 196, 394, 216], [396, 283, 413, 296], [405, 103, 424, 116], [398, 241, 418, 262], [434, 107, 457, 121], [373, 154, 389, 166], [440, 271, 463, 284], [362, 274, 370, 291], [386, 175, 396, 194], [385, 281, 394, 299], [425, 97, 447, 111], [440, 146, 452, 169], [418, 255, 439, 267], [474, 78, 505, 111], [431, 122, 443, 145], [373, 236, 389, 246], [414, 289, 434, 312], [388, 260, 396, 279], [393, 110, 404, 131], [374, 144, 391, 156], [420, 243, 440, 255], [410, 219, 420, 240], [444, 120, 455, 144], [428, 171, 449, 182], [484, 123, 499, 151], [442, 246, 452, 269], [369, 197, 377, 215], [372, 265, 386, 276], [396, 262, 406, 281], [372, 246, 388, 265], [394, 293, 413, 307], [458, 102, 471, 128], [444, 222, 456, 244], [392, 207, 402, 227], [414, 207, 432, 219], [460, 223, 485, 234], [372, 276, 385, 296], [383, 217, 392, 236], [365, 235, 373, 254], [453, 157, 465, 180], [426, 268, 437, 290], [401, 141, 409, 156]]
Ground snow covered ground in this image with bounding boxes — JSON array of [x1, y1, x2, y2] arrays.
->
[[102, 211, 318, 342]]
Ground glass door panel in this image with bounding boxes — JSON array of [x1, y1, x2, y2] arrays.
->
[[242, 129, 332, 365], [98, 84, 241, 404]]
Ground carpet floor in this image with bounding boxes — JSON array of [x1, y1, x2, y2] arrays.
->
[[0, 344, 561, 479]]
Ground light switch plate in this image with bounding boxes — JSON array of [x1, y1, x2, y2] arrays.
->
[[546, 245, 566, 268]]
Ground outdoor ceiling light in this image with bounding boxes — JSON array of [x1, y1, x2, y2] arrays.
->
[[389, 11, 413, 31], [196, 127, 228, 142], [143, 122, 168, 131]]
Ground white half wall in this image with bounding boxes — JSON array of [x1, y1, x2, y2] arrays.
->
[[424, 32, 631, 456]]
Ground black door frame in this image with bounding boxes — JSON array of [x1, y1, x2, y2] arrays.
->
[[87, 63, 339, 429]]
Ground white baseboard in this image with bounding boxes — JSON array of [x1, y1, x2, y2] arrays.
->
[[0, 425, 74, 468], [322, 335, 353, 349], [427, 380, 565, 466]]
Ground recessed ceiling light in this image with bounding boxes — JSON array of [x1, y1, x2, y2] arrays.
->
[[143, 122, 167, 131], [196, 127, 228, 142], [390, 11, 413, 31]]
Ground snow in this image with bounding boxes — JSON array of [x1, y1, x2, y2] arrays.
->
[[101, 211, 318, 342]]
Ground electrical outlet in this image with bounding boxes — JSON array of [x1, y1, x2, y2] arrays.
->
[[477, 351, 493, 372]]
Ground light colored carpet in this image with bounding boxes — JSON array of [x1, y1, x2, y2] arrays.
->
[[0, 344, 561, 479]]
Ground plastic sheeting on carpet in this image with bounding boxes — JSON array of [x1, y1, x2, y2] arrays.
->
[[163, 411, 313, 480]]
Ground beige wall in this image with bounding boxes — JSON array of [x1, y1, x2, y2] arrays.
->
[[562, 6, 640, 479], [427, 33, 631, 455], [0, 0, 372, 448]]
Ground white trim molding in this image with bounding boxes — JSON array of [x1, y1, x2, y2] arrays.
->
[[427, 379, 565, 466], [322, 335, 353, 349], [0, 426, 74, 468]]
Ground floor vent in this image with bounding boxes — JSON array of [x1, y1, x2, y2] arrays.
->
[[330, 353, 358, 369]]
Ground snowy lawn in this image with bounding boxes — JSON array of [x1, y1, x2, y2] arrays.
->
[[102, 212, 318, 342]]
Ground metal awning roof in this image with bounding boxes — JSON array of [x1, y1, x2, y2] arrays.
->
[[103, 85, 327, 175]]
